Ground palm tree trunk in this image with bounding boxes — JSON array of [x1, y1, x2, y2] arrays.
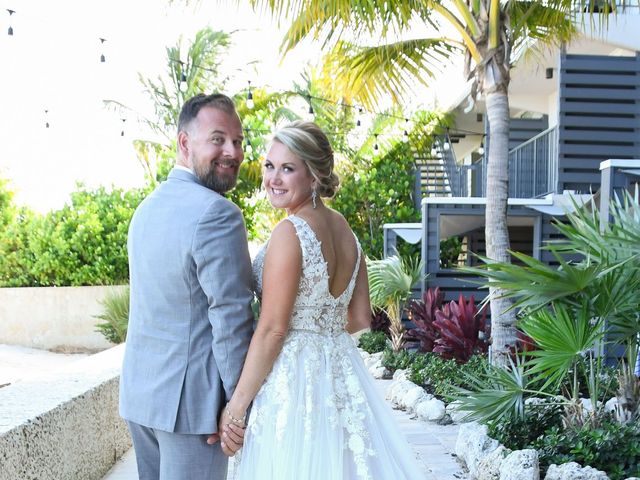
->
[[485, 89, 516, 367]]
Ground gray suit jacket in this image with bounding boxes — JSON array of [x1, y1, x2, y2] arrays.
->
[[120, 168, 254, 434]]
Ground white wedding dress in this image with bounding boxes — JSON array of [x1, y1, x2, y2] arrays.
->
[[234, 215, 425, 480]]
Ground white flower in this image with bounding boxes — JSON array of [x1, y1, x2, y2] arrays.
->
[[349, 434, 365, 454]]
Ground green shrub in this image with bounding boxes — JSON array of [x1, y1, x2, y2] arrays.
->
[[95, 287, 130, 344], [487, 403, 564, 450], [0, 185, 144, 286], [381, 347, 420, 372], [358, 331, 388, 354], [410, 354, 489, 398], [533, 419, 640, 480]]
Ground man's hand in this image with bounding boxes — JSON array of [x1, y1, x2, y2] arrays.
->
[[208, 422, 245, 456]]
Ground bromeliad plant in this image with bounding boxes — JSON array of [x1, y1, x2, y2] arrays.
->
[[433, 294, 488, 363], [405, 287, 444, 353], [368, 255, 424, 352]]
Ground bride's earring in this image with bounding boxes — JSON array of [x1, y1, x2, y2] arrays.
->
[[311, 188, 318, 209]]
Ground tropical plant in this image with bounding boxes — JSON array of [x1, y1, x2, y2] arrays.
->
[[410, 353, 488, 398], [95, 287, 130, 344], [368, 255, 424, 351], [230, 0, 611, 366], [370, 308, 391, 335], [358, 330, 389, 354], [405, 287, 444, 353], [432, 293, 488, 363]]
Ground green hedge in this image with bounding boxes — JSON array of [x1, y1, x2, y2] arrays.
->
[[0, 184, 145, 286]]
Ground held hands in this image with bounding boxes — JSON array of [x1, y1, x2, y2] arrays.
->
[[207, 405, 247, 457]]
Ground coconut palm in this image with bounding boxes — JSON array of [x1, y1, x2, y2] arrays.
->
[[222, 0, 614, 366], [368, 255, 424, 351]]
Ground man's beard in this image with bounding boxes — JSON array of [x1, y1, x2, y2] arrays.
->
[[194, 163, 238, 194]]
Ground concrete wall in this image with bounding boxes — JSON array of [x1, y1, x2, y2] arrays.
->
[[0, 345, 131, 480], [0, 286, 127, 352]]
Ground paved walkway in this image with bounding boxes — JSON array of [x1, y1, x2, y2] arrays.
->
[[103, 379, 468, 480]]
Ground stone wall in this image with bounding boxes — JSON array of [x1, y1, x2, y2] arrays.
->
[[0, 345, 131, 480], [0, 286, 127, 352]]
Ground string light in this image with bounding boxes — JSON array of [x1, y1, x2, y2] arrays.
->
[[403, 118, 409, 142], [246, 81, 254, 109], [356, 107, 363, 127], [120, 118, 126, 137], [245, 138, 252, 154], [307, 95, 314, 116], [99, 38, 106, 63], [477, 142, 485, 155], [44, 109, 49, 129], [7, 9, 14, 36], [373, 134, 379, 152]]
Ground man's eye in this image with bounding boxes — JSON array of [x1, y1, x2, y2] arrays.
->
[[211, 137, 223, 144]]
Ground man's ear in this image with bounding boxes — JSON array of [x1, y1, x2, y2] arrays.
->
[[177, 130, 190, 163]]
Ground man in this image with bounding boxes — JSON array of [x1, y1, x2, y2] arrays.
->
[[120, 93, 254, 480]]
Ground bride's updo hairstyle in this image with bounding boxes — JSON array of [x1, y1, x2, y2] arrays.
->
[[272, 121, 340, 198]]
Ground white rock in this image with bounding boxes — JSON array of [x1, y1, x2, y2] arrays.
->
[[359, 349, 370, 359], [402, 386, 429, 412], [447, 400, 471, 424], [455, 422, 500, 477], [370, 365, 386, 379], [499, 449, 539, 480], [604, 397, 618, 413], [386, 380, 415, 407], [416, 398, 446, 422], [393, 369, 408, 381], [544, 462, 609, 480], [477, 446, 511, 480]]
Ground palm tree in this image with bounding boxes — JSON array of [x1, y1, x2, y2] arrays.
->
[[229, 0, 611, 366], [368, 255, 423, 351]]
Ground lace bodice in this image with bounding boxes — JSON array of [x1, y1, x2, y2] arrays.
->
[[252, 215, 361, 336]]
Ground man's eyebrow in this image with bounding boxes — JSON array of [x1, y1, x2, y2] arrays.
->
[[208, 129, 244, 140]]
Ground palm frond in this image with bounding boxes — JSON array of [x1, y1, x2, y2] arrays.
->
[[320, 38, 457, 107], [367, 255, 424, 311]]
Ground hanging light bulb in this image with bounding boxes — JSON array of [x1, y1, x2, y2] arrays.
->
[[356, 107, 363, 127], [403, 130, 409, 143], [120, 118, 126, 137], [44, 109, 49, 129], [245, 138, 252, 154], [99, 38, 106, 62], [430, 146, 437, 157], [373, 134, 379, 153], [307, 96, 314, 116], [443, 140, 450, 151], [246, 81, 254, 109], [7, 9, 15, 36], [478, 142, 485, 155]]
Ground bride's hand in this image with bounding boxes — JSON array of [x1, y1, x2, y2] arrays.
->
[[213, 405, 247, 456]]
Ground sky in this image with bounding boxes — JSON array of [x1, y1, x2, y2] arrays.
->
[[0, 0, 323, 212], [0, 0, 464, 212]]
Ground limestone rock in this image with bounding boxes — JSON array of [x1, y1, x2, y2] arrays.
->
[[499, 449, 539, 480], [402, 386, 429, 412], [544, 462, 609, 480], [455, 422, 500, 477], [416, 398, 446, 422], [477, 446, 511, 480]]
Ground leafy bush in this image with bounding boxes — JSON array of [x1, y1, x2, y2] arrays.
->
[[410, 354, 489, 398], [381, 347, 421, 372], [358, 331, 388, 354], [432, 294, 488, 362], [487, 403, 564, 450], [95, 287, 130, 344], [533, 419, 640, 480], [405, 287, 444, 353], [0, 185, 144, 286]]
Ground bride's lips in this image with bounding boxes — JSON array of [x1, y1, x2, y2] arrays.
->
[[270, 188, 287, 195]]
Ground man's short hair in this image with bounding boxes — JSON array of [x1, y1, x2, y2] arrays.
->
[[177, 93, 237, 135]]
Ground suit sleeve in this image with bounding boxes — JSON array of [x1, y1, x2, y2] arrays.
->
[[193, 198, 255, 401]]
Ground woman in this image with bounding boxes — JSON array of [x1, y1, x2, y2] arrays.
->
[[224, 121, 424, 479]]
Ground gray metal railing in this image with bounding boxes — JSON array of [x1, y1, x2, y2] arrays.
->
[[435, 135, 469, 197], [479, 126, 559, 198]]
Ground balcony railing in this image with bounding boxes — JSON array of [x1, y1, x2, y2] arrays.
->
[[479, 126, 559, 198]]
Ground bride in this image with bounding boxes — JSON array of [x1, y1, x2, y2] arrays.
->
[[220, 121, 424, 479]]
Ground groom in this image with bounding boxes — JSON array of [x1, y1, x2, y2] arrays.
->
[[120, 93, 254, 480]]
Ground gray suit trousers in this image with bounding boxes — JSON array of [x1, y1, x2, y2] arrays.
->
[[127, 421, 228, 480]]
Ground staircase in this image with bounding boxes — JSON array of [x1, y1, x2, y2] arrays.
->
[[415, 154, 452, 198]]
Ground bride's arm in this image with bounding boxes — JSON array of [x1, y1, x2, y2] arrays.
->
[[346, 257, 372, 334], [224, 220, 301, 423]]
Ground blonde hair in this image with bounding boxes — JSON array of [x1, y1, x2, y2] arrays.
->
[[272, 121, 340, 198]]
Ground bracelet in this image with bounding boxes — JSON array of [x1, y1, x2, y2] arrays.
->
[[226, 407, 246, 426]]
